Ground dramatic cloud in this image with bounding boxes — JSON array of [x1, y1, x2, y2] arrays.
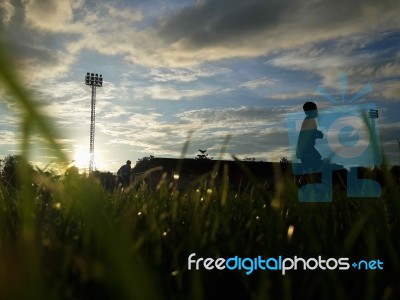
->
[[152, 0, 400, 66], [157, 0, 287, 48], [24, 0, 75, 32]]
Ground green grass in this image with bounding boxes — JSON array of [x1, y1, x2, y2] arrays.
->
[[1, 161, 400, 299], [1, 44, 400, 300]]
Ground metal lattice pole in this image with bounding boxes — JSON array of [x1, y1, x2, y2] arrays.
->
[[89, 85, 96, 172], [85, 72, 103, 173], [368, 108, 379, 168]]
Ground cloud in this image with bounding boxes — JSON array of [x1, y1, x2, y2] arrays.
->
[[63, 3, 148, 57], [176, 106, 291, 126], [149, 0, 400, 67], [380, 81, 400, 100], [1, 1, 145, 85], [239, 77, 277, 90], [157, 0, 287, 48], [94, 105, 294, 160], [106, 3, 143, 23], [18, 0, 395, 70], [29, 79, 119, 125], [265, 38, 400, 103], [0, 130, 19, 145], [127, 112, 164, 129], [4, 0, 399, 80], [268, 49, 356, 72], [150, 66, 231, 82], [133, 84, 216, 101], [102, 106, 133, 119], [268, 90, 318, 100], [0, 3, 77, 82], [0, 0, 15, 25], [24, 0, 74, 32]]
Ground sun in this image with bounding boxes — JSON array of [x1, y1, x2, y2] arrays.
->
[[73, 148, 90, 171]]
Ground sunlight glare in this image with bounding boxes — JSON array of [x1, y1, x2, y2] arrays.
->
[[73, 147, 90, 171]]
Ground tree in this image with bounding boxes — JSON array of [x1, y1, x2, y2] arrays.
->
[[92, 170, 117, 192], [280, 157, 290, 165], [0, 155, 34, 189], [136, 155, 154, 163], [133, 155, 155, 172], [196, 149, 210, 160], [243, 157, 255, 162]]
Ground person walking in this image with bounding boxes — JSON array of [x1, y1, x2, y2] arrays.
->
[[296, 101, 324, 173], [117, 160, 132, 189]]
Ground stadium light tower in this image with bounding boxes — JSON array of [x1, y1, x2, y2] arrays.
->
[[85, 72, 103, 173], [368, 108, 379, 168], [368, 108, 379, 136]]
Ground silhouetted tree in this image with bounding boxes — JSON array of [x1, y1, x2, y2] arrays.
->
[[196, 149, 210, 160], [280, 157, 290, 165], [243, 157, 255, 162], [92, 170, 117, 192], [137, 155, 155, 163], [390, 165, 400, 183], [280, 156, 290, 173], [133, 155, 155, 172], [0, 155, 33, 190]]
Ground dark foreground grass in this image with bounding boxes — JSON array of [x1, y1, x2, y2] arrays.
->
[[0, 166, 399, 300]]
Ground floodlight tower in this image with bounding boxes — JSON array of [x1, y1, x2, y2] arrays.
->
[[368, 108, 378, 135], [368, 108, 379, 167], [85, 72, 103, 173]]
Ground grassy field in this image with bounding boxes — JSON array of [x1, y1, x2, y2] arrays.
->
[[1, 45, 400, 300], [0, 157, 400, 299]]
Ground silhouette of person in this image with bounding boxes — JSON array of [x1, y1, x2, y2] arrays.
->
[[296, 101, 324, 173], [117, 160, 132, 188]]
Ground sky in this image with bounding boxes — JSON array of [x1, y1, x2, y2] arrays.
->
[[0, 0, 399, 172]]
